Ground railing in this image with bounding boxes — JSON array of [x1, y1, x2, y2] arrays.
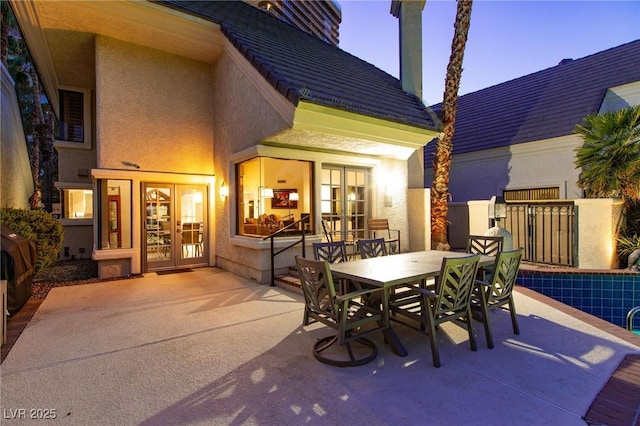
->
[[627, 306, 640, 335], [504, 201, 575, 266], [262, 216, 309, 286]]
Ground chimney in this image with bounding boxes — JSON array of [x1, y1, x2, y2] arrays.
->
[[391, 0, 426, 99]]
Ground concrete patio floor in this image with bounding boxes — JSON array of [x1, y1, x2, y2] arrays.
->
[[1, 267, 639, 425]]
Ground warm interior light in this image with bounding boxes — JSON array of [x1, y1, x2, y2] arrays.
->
[[220, 182, 229, 198], [261, 188, 274, 198], [289, 192, 299, 201]]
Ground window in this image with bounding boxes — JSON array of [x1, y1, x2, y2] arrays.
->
[[97, 180, 132, 249], [55, 87, 91, 149], [63, 189, 93, 219], [237, 157, 313, 237]]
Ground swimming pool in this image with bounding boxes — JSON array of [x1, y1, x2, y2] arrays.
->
[[517, 269, 640, 329]]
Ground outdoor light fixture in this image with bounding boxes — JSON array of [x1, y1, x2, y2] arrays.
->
[[220, 181, 229, 199]]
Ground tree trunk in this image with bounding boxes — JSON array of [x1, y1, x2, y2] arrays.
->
[[431, 0, 473, 250], [29, 68, 43, 208]]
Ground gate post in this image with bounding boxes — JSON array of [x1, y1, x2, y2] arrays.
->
[[574, 198, 625, 269]]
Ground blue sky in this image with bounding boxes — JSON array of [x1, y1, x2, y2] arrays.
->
[[338, 0, 640, 106]]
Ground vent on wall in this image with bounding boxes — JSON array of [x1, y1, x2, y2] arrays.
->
[[504, 187, 560, 201]]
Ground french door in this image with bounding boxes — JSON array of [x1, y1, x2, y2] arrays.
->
[[143, 184, 207, 271], [321, 166, 368, 242]]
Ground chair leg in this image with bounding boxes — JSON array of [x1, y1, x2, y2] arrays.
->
[[466, 306, 478, 352], [480, 298, 494, 349], [313, 335, 377, 367], [426, 304, 441, 368], [509, 298, 520, 335]]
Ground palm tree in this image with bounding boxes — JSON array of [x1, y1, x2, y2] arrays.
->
[[431, 0, 473, 250], [574, 105, 640, 204], [574, 105, 640, 252], [1, 1, 13, 66]]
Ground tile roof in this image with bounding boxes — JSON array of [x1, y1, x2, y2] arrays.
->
[[425, 39, 640, 158], [155, 0, 439, 131]]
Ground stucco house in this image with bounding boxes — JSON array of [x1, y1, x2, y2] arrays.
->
[[424, 39, 640, 204], [11, 0, 440, 283]]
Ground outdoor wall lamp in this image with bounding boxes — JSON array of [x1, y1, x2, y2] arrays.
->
[[220, 181, 229, 199]]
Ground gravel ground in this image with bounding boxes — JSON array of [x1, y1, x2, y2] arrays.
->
[[31, 259, 105, 299]]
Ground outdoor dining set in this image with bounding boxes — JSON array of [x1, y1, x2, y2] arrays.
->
[[296, 230, 524, 368]]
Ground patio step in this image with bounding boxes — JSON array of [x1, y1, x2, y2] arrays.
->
[[274, 271, 302, 295]]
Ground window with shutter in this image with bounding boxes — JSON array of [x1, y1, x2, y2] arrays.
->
[[59, 90, 84, 143], [55, 87, 91, 149]]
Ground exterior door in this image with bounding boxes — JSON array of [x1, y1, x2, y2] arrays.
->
[[144, 184, 207, 271], [321, 166, 368, 242]]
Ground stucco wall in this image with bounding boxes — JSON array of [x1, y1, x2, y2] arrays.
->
[[1, 65, 34, 209], [56, 148, 96, 183], [575, 198, 624, 269], [425, 135, 583, 203], [211, 47, 294, 282], [95, 36, 214, 174]]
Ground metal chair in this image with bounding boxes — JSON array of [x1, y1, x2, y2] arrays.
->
[[312, 241, 348, 264], [467, 235, 503, 256], [313, 241, 350, 293], [471, 248, 523, 348], [321, 219, 356, 259], [357, 237, 387, 259], [389, 254, 481, 367], [296, 256, 388, 367], [367, 218, 400, 254], [467, 235, 503, 280]]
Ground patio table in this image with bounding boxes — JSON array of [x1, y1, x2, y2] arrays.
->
[[329, 250, 495, 357]]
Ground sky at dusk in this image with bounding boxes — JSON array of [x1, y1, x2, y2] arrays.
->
[[338, 0, 640, 106]]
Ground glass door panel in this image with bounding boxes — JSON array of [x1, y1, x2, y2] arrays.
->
[[145, 185, 173, 268], [178, 186, 206, 265], [321, 166, 368, 243], [144, 184, 207, 271]]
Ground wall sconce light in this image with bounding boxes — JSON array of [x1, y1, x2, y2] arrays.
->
[[220, 181, 229, 199]]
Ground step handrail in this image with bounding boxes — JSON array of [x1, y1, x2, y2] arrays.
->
[[262, 216, 309, 286]]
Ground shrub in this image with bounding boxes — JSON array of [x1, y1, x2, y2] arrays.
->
[[0, 207, 64, 274]]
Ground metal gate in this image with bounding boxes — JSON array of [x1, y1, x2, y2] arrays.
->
[[504, 202, 575, 266]]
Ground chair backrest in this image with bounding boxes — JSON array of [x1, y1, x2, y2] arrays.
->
[[358, 238, 387, 259], [485, 249, 523, 303], [321, 219, 334, 242], [313, 241, 348, 264], [368, 218, 391, 238], [295, 256, 338, 319], [467, 235, 503, 256], [433, 254, 481, 319]]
